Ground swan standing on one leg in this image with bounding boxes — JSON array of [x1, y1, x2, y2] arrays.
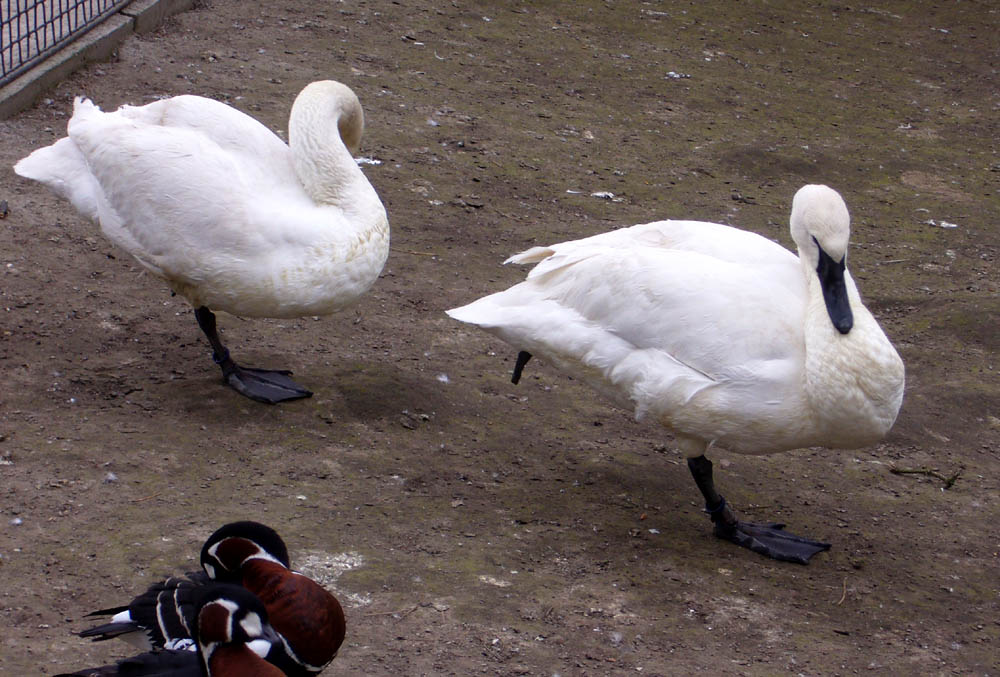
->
[[15, 80, 389, 403], [447, 185, 905, 564]]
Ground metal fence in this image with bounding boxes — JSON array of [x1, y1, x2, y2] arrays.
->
[[1, 0, 130, 87]]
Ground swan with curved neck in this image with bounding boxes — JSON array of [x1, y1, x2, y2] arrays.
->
[[15, 80, 389, 403], [447, 184, 904, 563]]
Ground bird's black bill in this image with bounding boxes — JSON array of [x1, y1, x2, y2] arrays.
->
[[815, 240, 853, 334]]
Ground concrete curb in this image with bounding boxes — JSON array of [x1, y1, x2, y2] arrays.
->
[[0, 0, 197, 119]]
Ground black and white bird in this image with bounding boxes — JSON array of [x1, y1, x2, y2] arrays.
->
[[56, 583, 285, 676], [79, 522, 346, 675]]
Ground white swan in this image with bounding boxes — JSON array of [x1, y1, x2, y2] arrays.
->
[[15, 81, 389, 403], [447, 185, 905, 563]]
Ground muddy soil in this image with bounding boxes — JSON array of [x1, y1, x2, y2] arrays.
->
[[1, 1, 998, 675]]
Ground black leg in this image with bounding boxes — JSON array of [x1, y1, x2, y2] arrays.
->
[[686, 454, 831, 565], [193, 306, 312, 404], [687, 455, 724, 512], [194, 306, 228, 363], [511, 350, 532, 384]]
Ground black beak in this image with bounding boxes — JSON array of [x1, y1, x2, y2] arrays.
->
[[814, 238, 853, 334], [261, 622, 282, 646]]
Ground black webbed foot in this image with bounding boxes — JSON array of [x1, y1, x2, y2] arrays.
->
[[218, 358, 313, 404], [708, 497, 830, 565], [687, 455, 830, 564], [194, 306, 312, 404]]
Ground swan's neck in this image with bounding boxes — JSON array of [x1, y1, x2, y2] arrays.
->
[[801, 266, 852, 387], [800, 260, 904, 446], [288, 87, 380, 215]]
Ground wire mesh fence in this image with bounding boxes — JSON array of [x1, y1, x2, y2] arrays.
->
[[1, 0, 130, 87]]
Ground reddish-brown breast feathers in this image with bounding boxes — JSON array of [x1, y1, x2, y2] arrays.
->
[[242, 559, 346, 667], [208, 643, 286, 676]]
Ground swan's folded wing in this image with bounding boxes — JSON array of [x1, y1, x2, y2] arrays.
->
[[450, 245, 805, 421], [539, 246, 804, 370], [508, 219, 797, 280], [63, 104, 297, 281], [115, 95, 293, 173]]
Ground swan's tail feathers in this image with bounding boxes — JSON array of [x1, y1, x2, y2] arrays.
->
[[447, 301, 535, 384], [444, 302, 488, 327], [446, 292, 519, 328], [13, 142, 59, 182], [504, 246, 555, 266], [13, 137, 102, 222]]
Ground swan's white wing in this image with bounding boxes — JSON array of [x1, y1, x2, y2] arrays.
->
[[509, 219, 797, 279], [114, 95, 296, 188], [450, 244, 806, 429], [79, 95, 303, 207], [16, 90, 388, 318], [60, 98, 314, 284]]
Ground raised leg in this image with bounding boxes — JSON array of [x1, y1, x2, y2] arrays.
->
[[687, 455, 830, 565], [511, 350, 532, 384], [193, 306, 312, 404]]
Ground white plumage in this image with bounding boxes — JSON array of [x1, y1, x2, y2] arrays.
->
[[448, 185, 904, 562], [15, 80, 389, 402]]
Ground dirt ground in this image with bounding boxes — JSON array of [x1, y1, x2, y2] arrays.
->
[[1, 1, 998, 675]]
